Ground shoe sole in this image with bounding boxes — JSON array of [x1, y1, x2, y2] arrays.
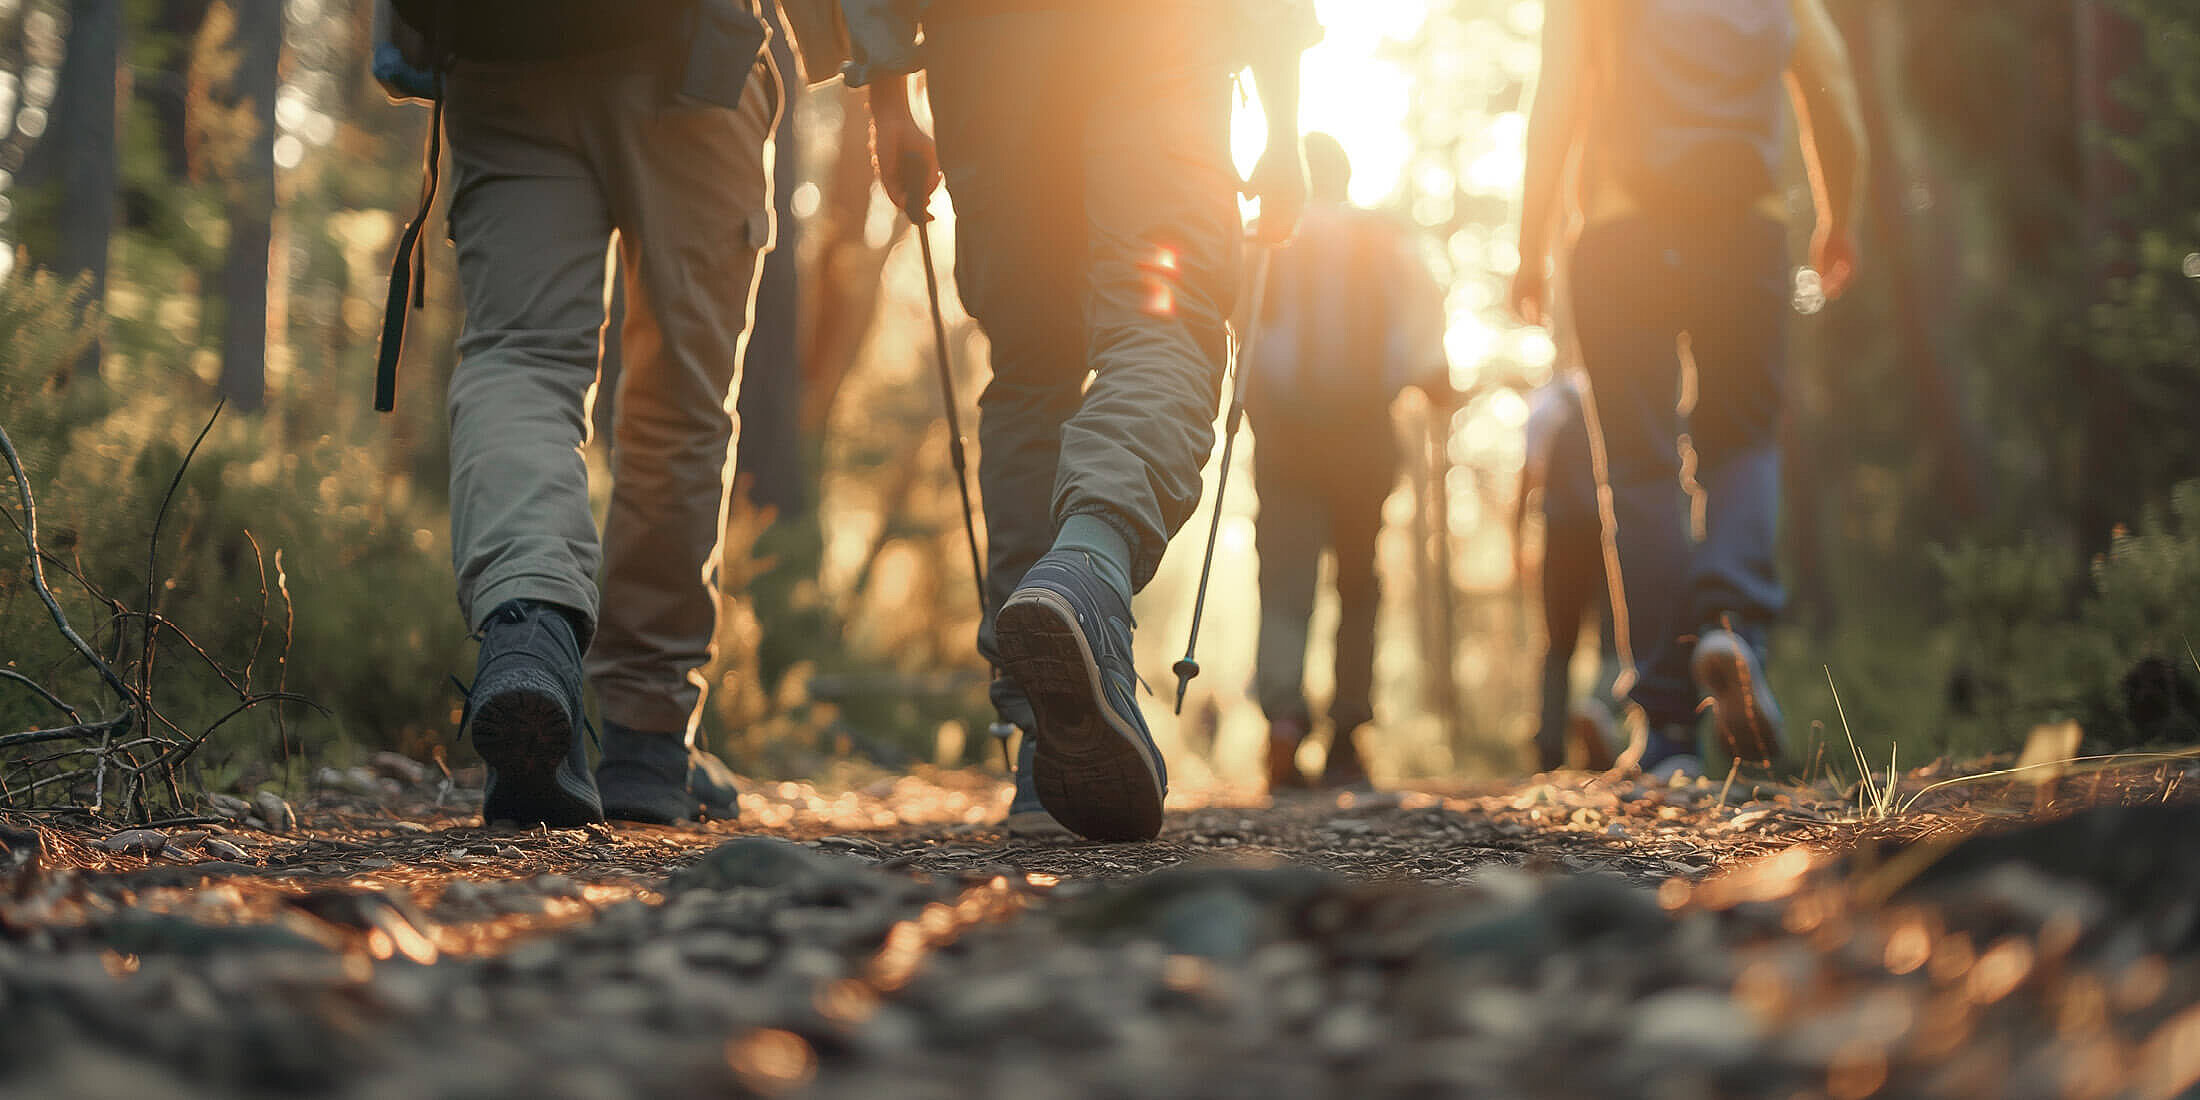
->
[[995, 590, 1165, 842], [1002, 809, 1075, 839], [1694, 641, 1782, 767], [472, 674, 603, 827]]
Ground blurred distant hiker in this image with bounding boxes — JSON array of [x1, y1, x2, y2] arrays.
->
[[1511, 0, 1864, 778], [374, 0, 835, 826], [1517, 374, 1620, 773], [1243, 133, 1454, 793], [859, 1, 1317, 840]]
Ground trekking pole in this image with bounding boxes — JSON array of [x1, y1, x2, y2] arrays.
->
[[903, 155, 990, 628], [901, 154, 1015, 766], [1171, 242, 1276, 715]]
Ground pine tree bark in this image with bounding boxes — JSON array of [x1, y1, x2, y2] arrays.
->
[[2074, 0, 2139, 556], [1855, 1, 1986, 526], [37, 0, 122, 378], [217, 3, 281, 411]]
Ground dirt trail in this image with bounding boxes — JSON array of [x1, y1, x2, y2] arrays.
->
[[4, 762, 2199, 1098]]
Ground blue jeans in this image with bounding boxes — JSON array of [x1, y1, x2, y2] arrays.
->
[[1568, 212, 1787, 726]]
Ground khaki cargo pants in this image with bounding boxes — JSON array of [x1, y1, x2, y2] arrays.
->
[[923, 6, 1244, 700], [443, 43, 779, 738]]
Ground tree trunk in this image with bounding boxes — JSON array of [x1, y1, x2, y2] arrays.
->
[[120, 1, 209, 238], [798, 84, 908, 435], [1854, 1, 1987, 528], [217, 3, 281, 412], [35, 0, 122, 378], [734, 13, 807, 521], [2074, 0, 2140, 557], [735, 17, 827, 693], [154, 2, 207, 180]]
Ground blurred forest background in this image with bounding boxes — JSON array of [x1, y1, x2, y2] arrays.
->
[[2, 0, 2199, 813]]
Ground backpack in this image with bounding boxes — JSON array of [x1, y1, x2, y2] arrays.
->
[[1248, 208, 1414, 438], [1602, 0, 1794, 213], [387, 1, 688, 66]]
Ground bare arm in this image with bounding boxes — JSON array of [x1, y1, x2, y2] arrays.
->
[[1786, 0, 1867, 296], [1250, 56, 1302, 152], [1512, 0, 1588, 326], [1246, 9, 1312, 244]]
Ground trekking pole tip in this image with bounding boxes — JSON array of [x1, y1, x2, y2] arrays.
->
[[1170, 659, 1200, 715]]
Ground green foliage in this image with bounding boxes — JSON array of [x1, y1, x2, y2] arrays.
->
[[1, 266, 468, 801], [1833, 1, 2200, 556], [2084, 0, 2200, 522], [1768, 2, 2200, 773], [1772, 482, 2200, 778], [1765, 616, 1957, 787], [1927, 538, 2101, 749], [0, 269, 102, 449], [1922, 483, 2200, 756]]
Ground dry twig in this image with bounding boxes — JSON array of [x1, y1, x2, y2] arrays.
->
[[1, 407, 323, 820]]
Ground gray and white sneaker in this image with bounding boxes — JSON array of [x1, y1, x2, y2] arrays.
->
[[465, 600, 603, 827], [994, 549, 1168, 842], [1692, 627, 1784, 767]]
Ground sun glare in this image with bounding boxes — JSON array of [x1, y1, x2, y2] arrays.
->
[[1233, 0, 1432, 207]]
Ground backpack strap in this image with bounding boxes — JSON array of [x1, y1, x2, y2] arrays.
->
[[374, 83, 443, 413]]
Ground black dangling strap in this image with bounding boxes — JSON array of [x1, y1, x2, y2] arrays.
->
[[374, 81, 444, 413]]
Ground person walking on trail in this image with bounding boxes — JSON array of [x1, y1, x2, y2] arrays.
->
[[1517, 374, 1620, 773], [1242, 133, 1454, 794], [378, 0, 799, 827], [859, 1, 1316, 841], [1510, 0, 1865, 778]]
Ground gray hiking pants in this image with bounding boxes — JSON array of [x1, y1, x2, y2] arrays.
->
[[443, 43, 779, 737]]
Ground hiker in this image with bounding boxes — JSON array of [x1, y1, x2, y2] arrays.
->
[[1242, 133, 1454, 793], [1518, 373, 1620, 773], [375, 0, 806, 826], [859, 2, 1317, 840], [1511, 0, 1865, 777]]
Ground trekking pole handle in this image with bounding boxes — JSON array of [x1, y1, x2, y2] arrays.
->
[[899, 150, 935, 225]]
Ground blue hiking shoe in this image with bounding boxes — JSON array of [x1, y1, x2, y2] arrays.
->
[[597, 722, 741, 825], [1692, 627, 1784, 767], [465, 600, 603, 827], [994, 549, 1167, 841]]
